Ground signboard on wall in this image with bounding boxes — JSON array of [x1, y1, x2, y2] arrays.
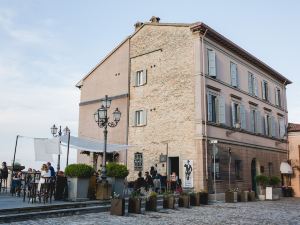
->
[[182, 160, 193, 188]]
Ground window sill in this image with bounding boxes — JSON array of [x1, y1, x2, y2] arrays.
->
[[235, 179, 244, 182], [133, 124, 147, 127]]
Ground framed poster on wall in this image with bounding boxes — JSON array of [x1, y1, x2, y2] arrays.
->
[[183, 160, 193, 188]]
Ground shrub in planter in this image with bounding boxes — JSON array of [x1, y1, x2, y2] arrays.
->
[[178, 192, 190, 208], [163, 192, 175, 209], [145, 191, 157, 211], [255, 175, 269, 201], [225, 189, 237, 203], [110, 192, 125, 216], [65, 164, 94, 201], [189, 192, 200, 206], [266, 176, 281, 200], [106, 163, 129, 196], [128, 191, 142, 214], [199, 191, 208, 205]]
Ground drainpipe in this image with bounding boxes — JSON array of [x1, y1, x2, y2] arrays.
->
[[282, 80, 288, 161], [201, 29, 209, 186]]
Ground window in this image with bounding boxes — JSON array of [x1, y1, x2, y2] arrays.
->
[[275, 87, 281, 107], [134, 152, 143, 171], [212, 158, 221, 180], [268, 162, 273, 177], [134, 110, 146, 126], [134, 69, 147, 86], [231, 102, 246, 129], [248, 72, 258, 96], [264, 114, 274, 137], [235, 160, 242, 180], [207, 92, 226, 124], [250, 108, 259, 133], [230, 62, 238, 87], [262, 80, 269, 101], [207, 49, 216, 77]]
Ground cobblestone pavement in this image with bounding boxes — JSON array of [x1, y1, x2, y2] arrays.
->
[[5, 198, 300, 225]]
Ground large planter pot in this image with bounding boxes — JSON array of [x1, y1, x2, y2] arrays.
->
[[163, 195, 175, 209], [110, 198, 125, 216], [199, 192, 208, 205], [266, 187, 281, 200], [225, 191, 237, 203], [248, 191, 256, 201], [88, 175, 96, 200], [145, 196, 157, 211], [258, 194, 266, 201], [67, 177, 90, 201], [96, 182, 112, 200], [128, 198, 141, 214], [190, 193, 200, 206], [108, 177, 125, 197], [238, 191, 248, 202], [178, 195, 190, 208]]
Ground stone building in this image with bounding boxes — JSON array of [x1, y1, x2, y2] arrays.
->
[[288, 123, 300, 197], [76, 17, 291, 193]]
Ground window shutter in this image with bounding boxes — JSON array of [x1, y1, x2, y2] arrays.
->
[[207, 94, 213, 122], [248, 73, 253, 94], [275, 87, 278, 106], [271, 116, 276, 137], [268, 84, 271, 103], [142, 68, 147, 85], [254, 77, 258, 96], [231, 102, 236, 127], [132, 72, 137, 87], [279, 118, 285, 138], [208, 49, 216, 77], [264, 115, 268, 136], [142, 109, 147, 126], [240, 104, 246, 130], [218, 95, 226, 124], [256, 110, 261, 134], [262, 81, 266, 100], [131, 111, 137, 126], [250, 110, 255, 133], [231, 62, 238, 87]]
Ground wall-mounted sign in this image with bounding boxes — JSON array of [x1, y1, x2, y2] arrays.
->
[[159, 154, 167, 163], [183, 160, 193, 188]]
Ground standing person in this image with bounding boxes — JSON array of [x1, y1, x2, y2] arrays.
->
[[0, 162, 8, 191], [145, 171, 153, 191], [38, 164, 51, 192], [170, 172, 178, 192], [47, 162, 55, 177], [150, 166, 157, 178], [134, 171, 145, 192], [153, 173, 161, 193]]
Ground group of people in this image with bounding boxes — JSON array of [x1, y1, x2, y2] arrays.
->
[[133, 166, 182, 193]]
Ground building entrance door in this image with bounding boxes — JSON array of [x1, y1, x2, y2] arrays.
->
[[251, 158, 257, 194], [169, 157, 179, 178]]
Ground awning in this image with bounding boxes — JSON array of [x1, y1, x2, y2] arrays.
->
[[60, 135, 130, 153], [280, 162, 293, 174]]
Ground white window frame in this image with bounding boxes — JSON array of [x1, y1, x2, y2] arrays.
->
[[207, 90, 226, 124], [136, 70, 144, 86]]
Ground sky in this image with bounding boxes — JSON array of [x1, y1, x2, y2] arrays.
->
[[0, 0, 300, 170]]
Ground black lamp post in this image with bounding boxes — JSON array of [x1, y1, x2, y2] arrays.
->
[[51, 124, 70, 172], [94, 95, 121, 181]]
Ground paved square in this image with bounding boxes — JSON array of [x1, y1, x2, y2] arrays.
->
[[6, 198, 300, 225]]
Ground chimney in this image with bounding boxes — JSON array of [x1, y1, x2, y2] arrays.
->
[[134, 21, 144, 31], [150, 16, 160, 23]]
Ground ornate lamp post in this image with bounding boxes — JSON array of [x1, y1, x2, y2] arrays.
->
[[51, 124, 70, 171], [94, 95, 121, 181]]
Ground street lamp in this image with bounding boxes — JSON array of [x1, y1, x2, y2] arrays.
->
[[94, 95, 121, 181], [51, 124, 70, 172], [63, 126, 71, 167]]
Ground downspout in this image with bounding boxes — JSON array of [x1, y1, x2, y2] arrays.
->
[[283, 80, 288, 161], [126, 38, 131, 167], [201, 29, 209, 186]]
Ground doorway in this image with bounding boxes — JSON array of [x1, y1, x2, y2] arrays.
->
[[251, 158, 257, 193], [169, 157, 179, 178]]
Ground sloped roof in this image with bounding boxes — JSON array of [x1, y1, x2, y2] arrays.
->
[[288, 123, 300, 132]]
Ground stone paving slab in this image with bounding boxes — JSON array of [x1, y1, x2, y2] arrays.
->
[[3, 198, 300, 225]]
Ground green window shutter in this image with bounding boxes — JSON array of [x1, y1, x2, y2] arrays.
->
[[240, 104, 246, 130], [208, 49, 216, 77], [207, 94, 213, 121], [250, 109, 255, 133], [231, 62, 238, 87], [256, 110, 261, 134], [218, 95, 226, 124], [231, 102, 236, 127]]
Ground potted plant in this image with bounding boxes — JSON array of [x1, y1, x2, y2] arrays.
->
[[128, 191, 142, 214], [65, 164, 94, 201], [145, 191, 157, 211], [163, 192, 175, 209], [178, 192, 190, 208], [189, 192, 200, 206], [106, 162, 129, 196], [110, 192, 125, 216], [225, 188, 238, 203], [199, 190, 208, 205], [266, 176, 281, 200], [255, 175, 269, 201]]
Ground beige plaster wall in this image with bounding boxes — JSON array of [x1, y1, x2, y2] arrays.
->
[[289, 132, 300, 197], [77, 39, 130, 167]]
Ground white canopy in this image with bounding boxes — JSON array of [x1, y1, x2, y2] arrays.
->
[[60, 135, 129, 153], [280, 162, 293, 174]]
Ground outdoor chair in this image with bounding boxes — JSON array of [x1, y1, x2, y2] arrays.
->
[[37, 177, 55, 204]]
